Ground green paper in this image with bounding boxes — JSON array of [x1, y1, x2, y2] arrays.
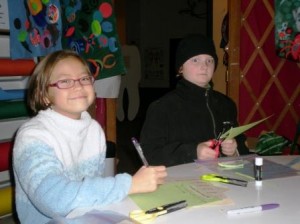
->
[[218, 160, 244, 169], [220, 116, 272, 140], [130, 180, 224, 211]]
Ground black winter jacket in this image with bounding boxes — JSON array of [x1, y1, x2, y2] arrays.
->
[[140, 79, 249, 167]]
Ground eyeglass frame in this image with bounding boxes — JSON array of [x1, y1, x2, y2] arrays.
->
[[48, 75, 95, 89]]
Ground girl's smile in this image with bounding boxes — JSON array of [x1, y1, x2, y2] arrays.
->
[[47, 57, 95, 119]]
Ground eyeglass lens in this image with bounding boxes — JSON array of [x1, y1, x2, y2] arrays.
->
[[49, 76, 95, 89]]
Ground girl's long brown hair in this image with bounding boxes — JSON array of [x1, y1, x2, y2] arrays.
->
[[27, 50, 91, 115]]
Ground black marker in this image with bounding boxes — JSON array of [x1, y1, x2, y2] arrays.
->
[[145, 200, 188, 214]]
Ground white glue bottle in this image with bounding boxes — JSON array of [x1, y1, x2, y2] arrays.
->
[[255, 157, 263, 186]]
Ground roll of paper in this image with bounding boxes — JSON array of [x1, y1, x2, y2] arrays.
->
[[0, 117, 29, 141], [0, 88, 26, 100], [0, 141, 12, 172], [0, 59, 35, 76], [0, 187, 13, 216], [0, 100, 30, 119]]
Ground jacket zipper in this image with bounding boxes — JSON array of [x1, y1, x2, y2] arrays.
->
[[205, 89, 217, 138]]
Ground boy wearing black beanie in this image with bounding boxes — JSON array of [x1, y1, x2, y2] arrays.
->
[[140, 34, 249, 167], [175, 34, 218, 73]]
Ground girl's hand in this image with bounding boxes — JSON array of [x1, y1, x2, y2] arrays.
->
[[129, 166, 167, 194]]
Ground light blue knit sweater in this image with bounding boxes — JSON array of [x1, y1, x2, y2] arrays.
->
[[13, 109, 132, 224]]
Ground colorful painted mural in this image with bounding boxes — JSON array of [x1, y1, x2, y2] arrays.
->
[[275, 0, 300, 62], [60, 0, 126, 79], [8, 0, 62, 59], [7, 0, 126, 79]]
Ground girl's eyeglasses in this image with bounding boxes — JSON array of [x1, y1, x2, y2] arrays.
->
[[48, 76, 95, 89]]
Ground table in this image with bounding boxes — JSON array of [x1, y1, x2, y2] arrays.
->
[[69, 155, 300, 224]]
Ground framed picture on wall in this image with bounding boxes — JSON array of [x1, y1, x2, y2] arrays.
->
[[144, 47, 164, 81]]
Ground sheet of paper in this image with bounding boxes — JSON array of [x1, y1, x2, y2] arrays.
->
[[129, 180, 229, 211], [287, 157, 300, 169], [236, 158, 299, 180], [196, 155, 300, 181], [220, 116, 271, 140]]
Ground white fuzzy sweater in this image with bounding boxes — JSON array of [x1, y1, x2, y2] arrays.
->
[[13, 109, 131, 224]]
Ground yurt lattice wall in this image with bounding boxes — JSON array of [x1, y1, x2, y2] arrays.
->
[[237, 0, 300, 142]]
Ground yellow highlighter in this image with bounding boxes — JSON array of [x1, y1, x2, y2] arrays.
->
[[201, 174, 248, 187]]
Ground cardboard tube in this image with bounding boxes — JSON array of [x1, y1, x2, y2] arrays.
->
[[0, 187, 13, 216], [0, 59, 35, 76], [0, 141, 12, 172], [0, 100, 30, 119]]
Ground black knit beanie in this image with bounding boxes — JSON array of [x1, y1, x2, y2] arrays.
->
[[175, 34, 218, 72]]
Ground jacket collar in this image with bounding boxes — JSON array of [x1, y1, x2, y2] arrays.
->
[[177, 78, 211, 97]]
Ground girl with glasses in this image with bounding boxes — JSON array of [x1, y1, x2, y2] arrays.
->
[[13, 50, 167, 224]]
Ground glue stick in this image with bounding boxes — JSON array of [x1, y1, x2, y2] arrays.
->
[[255, 157, 263, 186]]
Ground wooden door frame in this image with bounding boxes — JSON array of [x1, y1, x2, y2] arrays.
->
[[106, 0, 126, 143], [227, 0, 241, 108]]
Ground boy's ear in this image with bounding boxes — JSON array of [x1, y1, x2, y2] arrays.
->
[[177, 66, 183, 76], [179, 66, 183, 73]]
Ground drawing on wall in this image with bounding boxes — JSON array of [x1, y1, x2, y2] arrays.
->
[[8, 0, 62, 59], [275, 0, 300, 62], [144, 47, 164, 80], [61, 0, 126, 80], [7, 0, 125, 80]]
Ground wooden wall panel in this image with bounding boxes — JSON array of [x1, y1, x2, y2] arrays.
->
[[106, 0, 126, 143], [228, 0, 300, 142]]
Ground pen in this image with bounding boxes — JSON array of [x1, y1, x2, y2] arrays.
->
[[145, 200, 188, 214], [131, 137, 149, 166], [227, 203, 279, 215]]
